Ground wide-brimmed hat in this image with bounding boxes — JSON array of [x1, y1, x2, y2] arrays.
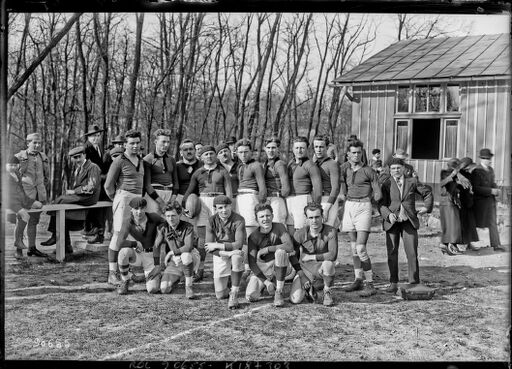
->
[[479, 148, 493, 159], [84, 124, 105, 136]]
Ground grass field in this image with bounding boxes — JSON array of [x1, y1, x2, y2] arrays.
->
[[4, 213, 511, 361]]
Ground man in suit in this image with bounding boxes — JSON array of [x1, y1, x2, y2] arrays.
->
[[83, 124, 108, 243], [40, 146, 102, 255], [379, 158, 433, 293], [471, 148, 505, 252]]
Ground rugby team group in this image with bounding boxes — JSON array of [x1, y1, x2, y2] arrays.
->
[[6, 124, 503, 309]]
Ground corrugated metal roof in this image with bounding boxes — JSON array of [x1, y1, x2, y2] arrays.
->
[[334, 33, 511, 84]]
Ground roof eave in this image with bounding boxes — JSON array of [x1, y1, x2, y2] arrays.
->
[[331, 74, 512, 87]]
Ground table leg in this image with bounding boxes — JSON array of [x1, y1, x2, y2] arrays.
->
[[56, 209, 66, 262]]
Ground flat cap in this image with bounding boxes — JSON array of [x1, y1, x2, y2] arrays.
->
[[68, 146, 85, 156], [129, 197, 147, 209], [198, 145, 216, 157], [110, 147, 125, 157], [479, 148, 493, 159], [26, 132, 41, 141], [213, 195, 232, 206], [216, 142, 229, 153]]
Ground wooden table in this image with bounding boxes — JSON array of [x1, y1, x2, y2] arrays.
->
[[6, 201, 112, 262]]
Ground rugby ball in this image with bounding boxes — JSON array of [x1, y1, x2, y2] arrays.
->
[[185, 193, 202, 218]]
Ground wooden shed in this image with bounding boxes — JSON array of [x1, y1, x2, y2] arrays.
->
[[332, 33, 511, 200]]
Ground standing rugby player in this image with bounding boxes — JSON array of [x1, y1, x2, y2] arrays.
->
[[312, 135, 340, 227], [143, 129, 178, 214], [286, 136, 322, 233], [204, 195, 246, 309], [263, 136, 290, 225], [289, 203, 337, 306], [246, 204, 294, 307], [183, 146, 233, 282], [340, 139, 382, 297], [104, 129, 145, 285], [235, 138, 267, 279]]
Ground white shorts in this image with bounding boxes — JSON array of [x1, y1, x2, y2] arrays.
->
[[162, 248, 200, 276], [341, 200, 372, 232], [321, 196, 340, 228], [197, 195, 216, 227], [286, 194, 311, 229], [112, 190, 140, 232], [267, 196, 288, 224], [236, 192, 259, 227], [144, 188, 173, 214], [212, 253, 244, 278], [300, 260, 330, 282]]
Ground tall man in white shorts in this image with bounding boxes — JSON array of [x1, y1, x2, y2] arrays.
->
[[312, 135, 340, 228], [286, 136, 322, 233], [289, 202, 337, 306], [104, 129, 145, 286], [115, 197, 164, 295], [339, 139, 382, 297], [143, 129, 178, 214], [183, 145, 233, 282], [204, 195, 246, 309], [155, 201, 200, 299], [246, 203, 294, 307], [263, 136, 290, 224], [235, 138, 267, 279]]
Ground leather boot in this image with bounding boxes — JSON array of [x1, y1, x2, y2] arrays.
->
[[40, 234, 57, 246]]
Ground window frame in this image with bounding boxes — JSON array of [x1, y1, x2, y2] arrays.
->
[[441, 118, 459, 159]]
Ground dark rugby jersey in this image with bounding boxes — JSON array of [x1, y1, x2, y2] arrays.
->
[[182, 164, 233, 205], [205, 212, 246, 252], [237, 159, 267, 202], [104, 153, 144, 199], [143, 151, 179, 200], [116, 212, 164, 265], [313, 156, 340, 204], [220, 160, 240, 196], [155, 220, 197, 262], [289, 224, 338, 270], [340, 164, 382, 201], [287, 157, 322, 203], [248, 222, 293, 282], [264, 158, 290, 197], [176, 160, 201, 196]]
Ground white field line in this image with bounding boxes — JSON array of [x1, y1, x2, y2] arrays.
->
[[102, 303, 273, 360]]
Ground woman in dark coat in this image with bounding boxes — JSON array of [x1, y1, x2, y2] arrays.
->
[[458, 157, 479, 251], [439, 158, 465, 255]]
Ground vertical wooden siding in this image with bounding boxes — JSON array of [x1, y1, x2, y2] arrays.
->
[[351, 79, 510, 187]]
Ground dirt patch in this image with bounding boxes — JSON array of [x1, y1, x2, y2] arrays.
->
[[4, 211, 510, 361]]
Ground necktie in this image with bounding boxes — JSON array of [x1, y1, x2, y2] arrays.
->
[[95, 145, 101, 156], [396, 177, 407, 221], [74, 165, 81, 187]]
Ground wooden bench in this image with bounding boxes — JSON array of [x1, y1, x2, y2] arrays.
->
[[6, 201, 112, 262]]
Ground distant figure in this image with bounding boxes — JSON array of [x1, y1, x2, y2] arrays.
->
[[439, 158, 466, 255], [471, 148, 505, 252], [194, 142, 204, 162], [458, 157, 479, 251], [369, 148, 381, 167]]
